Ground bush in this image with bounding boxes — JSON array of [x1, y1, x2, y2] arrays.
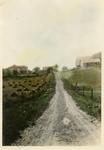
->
[[24, 88, 29, 91], [11, 92, 17, 97], [17, 89, 22, 92], [13, 84, 17, 88], [9, 83, 12, 87]]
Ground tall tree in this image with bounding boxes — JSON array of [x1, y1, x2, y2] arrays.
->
[[32, 67, 40, 73], [54, 64, 59, 72], [62, 66, 68, 72]]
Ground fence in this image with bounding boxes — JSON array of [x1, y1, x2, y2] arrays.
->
[[69, 84, 101, 99]]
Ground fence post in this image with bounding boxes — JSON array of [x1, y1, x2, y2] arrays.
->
[[82, 86, 85, 96], [91, 88, 93, 99], [70, 84, 73, 90], [75, 82, 78, 89]]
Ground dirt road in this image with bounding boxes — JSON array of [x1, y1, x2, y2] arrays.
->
[[13, 73, 101, 146]]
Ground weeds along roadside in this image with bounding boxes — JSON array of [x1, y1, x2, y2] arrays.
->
[[61, 68, 101, 121], [62, 78, 101, 120]]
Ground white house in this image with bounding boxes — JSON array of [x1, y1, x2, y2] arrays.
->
[[76, 52, 101, 68]]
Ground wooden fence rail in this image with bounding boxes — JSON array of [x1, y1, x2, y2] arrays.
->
[[70, 84, 94, 99]]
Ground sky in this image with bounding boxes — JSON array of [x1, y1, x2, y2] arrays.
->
[[0, 0, 104, 69]]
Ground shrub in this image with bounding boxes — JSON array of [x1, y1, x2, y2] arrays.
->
[[11, 92, 17, 97], [13, 84, 17, 88], [9, 83, 12, 86], [20, 85, 24, 87], [24, 88, 29, 91], [17, 89, 22, 92]]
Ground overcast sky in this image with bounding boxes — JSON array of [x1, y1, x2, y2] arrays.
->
[[0, 0, 104, 69]]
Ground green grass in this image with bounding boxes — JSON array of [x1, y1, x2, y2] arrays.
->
[[61, 67, 101, 120], [62, 79, 101, 120], [3, 72, 56, 145], [61, 70, 72, 79], [66, 67, 101, 88]]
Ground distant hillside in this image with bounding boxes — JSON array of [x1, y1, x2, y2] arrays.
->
[[61, 67, 101, 88]]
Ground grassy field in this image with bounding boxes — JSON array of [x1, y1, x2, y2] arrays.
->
[[61, 67, 101, 88], [61, 67, 101, 120], [3, 71, 56, 145]]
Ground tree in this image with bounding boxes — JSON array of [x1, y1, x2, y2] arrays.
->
[[3, 69, 6, 77], [32, 67, 40, 74], [53, 64, 59, 72], [6, 69, 12, 77], [47, 67, 53, 74], [13, 70, 18, 76], [20, 70, 26, 74], [62, 66, 68, 72]]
